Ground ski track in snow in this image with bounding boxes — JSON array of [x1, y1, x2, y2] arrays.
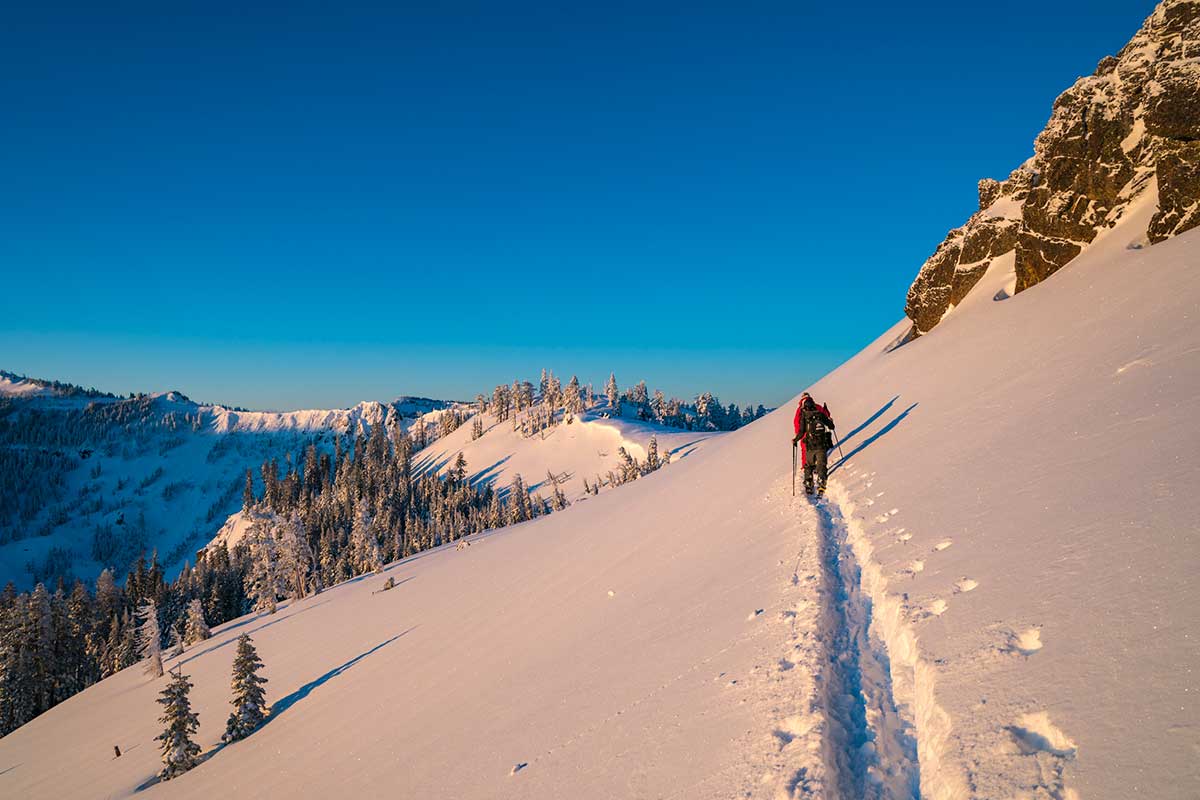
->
[[732, 476, 919, 799]]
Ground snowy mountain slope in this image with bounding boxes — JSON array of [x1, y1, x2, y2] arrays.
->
[[0, 389, 452, 590], [807, 190, 1200, 798], [206, 407, 720, 553], [415, 408, 719, 501], [2, 197, 1196, 799]]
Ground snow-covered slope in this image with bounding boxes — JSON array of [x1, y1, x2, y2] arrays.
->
[[2, 197, 1196, 798], [417, 409, 718, 500]]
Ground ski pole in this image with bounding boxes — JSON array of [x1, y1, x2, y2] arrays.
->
[[834, 433, 846, 464], [791, 442, 796, 496]]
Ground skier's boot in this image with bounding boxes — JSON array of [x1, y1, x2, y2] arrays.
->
[[816, 484, 826, 497], [804, 481, 814, 496]]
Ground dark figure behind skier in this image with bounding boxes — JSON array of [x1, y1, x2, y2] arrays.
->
[[792, 392, 835, 495]]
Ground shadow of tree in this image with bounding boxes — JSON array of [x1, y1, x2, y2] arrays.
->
[[265, 628, 417, 723], [175, 598, 333, 669]]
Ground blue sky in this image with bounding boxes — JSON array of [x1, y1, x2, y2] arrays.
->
[[1, 1, 1155, 409]]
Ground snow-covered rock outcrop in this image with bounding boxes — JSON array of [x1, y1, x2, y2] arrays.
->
[[906, 0, 1200, 335]]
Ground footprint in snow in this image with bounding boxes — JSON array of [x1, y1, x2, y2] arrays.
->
[[1009, 628, 1043, 656], [510, 763, 528, 776], [907, 560, 925, 577], [746, 609, 764, 621], [927, 598, 948, 616], [954, 577, 978, 593], [933, 539, 953, 551]]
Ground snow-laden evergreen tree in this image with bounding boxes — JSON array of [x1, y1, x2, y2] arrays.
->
[[155, 670, 201, 780], [167, 624, 184, 658], [450, 452, 468, 486], [349, 506, 384, 575], [547, 471, 569, 511], [136, 600, 163, 678], [644, 436, 660, 473], [276, 513, 313, 601], [222, 633, 268, 743], [651, 389, 666, 423], [183, 598, 210, 645], [245, 521, 282, 615], [630, 380, 648, 410], [616, 447, 639, 484], [564, 376, 583, 417], [471, 417, 484, 440], [605, 373, 620, 415], [242, 468, 254, 517], [507, 474, 530, 523]]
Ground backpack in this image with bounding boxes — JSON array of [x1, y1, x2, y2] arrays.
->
[[804, 406, 834, 449]]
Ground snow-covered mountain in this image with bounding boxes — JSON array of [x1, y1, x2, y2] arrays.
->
[[0, 379, 453, 590], [3, 188, 1194, 798], [2, 4, 1196, 798]]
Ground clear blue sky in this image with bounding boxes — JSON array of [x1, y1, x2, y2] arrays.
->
[[1, 0, 1155, 409]]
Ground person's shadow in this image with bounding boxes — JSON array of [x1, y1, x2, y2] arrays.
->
[[830, 400, 918, 476]]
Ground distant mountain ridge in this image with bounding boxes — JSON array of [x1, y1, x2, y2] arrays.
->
[[0, 370, 457, 590]]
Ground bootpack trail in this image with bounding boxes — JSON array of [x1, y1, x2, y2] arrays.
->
[[757, 467, 919, 799]]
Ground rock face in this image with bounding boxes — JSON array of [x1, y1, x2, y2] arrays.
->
[[905, 0, 1200, 336]]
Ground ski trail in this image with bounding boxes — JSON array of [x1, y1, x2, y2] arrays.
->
[[811, 495, 920, 799], [764, 491, 919, 800]]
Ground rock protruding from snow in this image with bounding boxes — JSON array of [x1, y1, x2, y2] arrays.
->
[[905, 0, 1200, 336]]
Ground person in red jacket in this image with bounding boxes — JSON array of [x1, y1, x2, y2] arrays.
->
[[792, 393, 835, 495]]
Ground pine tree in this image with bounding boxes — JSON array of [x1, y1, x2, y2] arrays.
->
[[605, 373, 620, 416], [276, 513, 314, 600], [564, 376, 583, 417], [223, 633, 268, 743], [242, 469, 254, 517], [349, 506, 383, 576], [645, 436, 660, 473], [156, 670, 201, 780], [245, 522, 281, 615], [167, 624, 184, 658], [183, 598, 210, 645], [136, 600, 163, 678]]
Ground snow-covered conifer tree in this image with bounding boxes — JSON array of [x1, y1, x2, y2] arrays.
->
[[651, 389, 666, 423], [605, 373, 620, 415], [564, 376, 583, 417], [242, 469, 254, 517], [617, 447, 639, 483], [183, 598, 210, 645], [246, 521, 281, 615], [136, 600, 163, 678], [644, 436, 660, 473], [349, 506, 383, 575], [222, 633, 268, 743], [156, 670, 201, 779], [167, 624, 184, 658], [276, 513, 313, 601]]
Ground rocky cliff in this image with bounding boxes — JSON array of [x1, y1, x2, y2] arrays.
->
[[905, 0, 1200, 336]]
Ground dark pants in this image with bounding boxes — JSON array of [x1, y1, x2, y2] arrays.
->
[[804, 447, 828, 492]]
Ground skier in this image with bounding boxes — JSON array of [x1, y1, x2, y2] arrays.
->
[[792, 392, 836, 495]]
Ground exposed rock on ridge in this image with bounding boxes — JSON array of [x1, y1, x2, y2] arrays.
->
[[905, 0, 1200, 336]]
